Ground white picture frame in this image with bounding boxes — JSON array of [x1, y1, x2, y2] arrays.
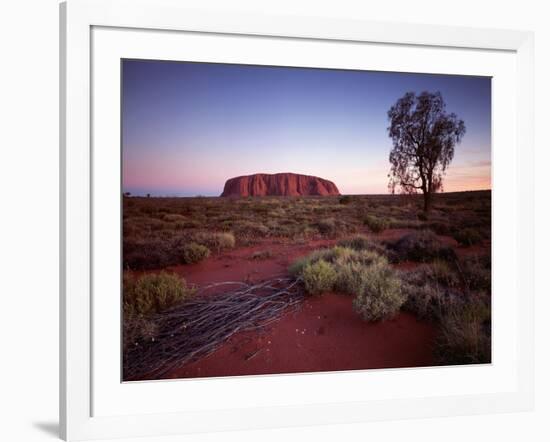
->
[[60, 0, 534, 440]]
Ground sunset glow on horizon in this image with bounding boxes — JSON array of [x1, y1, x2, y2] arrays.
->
[[122, 60, 491, 197]]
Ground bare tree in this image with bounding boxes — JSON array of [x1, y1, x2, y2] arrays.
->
[[387, 91, 466, 212]]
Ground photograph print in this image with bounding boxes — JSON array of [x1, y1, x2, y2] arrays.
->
[[121, 59, 491, 381]]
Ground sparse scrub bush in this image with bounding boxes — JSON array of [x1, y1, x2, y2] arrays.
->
[[334, 261, 371, 295], [317, 218, 337, 236], [192, 231, 236, 252], [363, 214, 389, 233], [339, 195, 354, 205], [387, 230, 456, 262], [180, 242, 210, 264], [461, 255, 491, 293], [426, 221, 452, 236], [429, 260, 460, 287], [162, 213, 187, 223], [452, 227, 483, 246], [302, 260, 338, 295], [435, 297, 491, 365], [338, 235, 372, 250], [123, 271, 194, 316], [352, 259, 406, 321], [417, 211, 428, 221], [249, 250, 273, 260], [292, 246, 406, 320], [233, 220, 270, 238], [288, 248, 336, 276], [123, 237, 175, 270], [402, 266, 461, 320]]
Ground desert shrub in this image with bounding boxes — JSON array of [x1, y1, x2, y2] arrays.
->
[[302, 260, 338, 295], [123, 271, 194, 316], [289, 248, 333, 276], [336, 235, 395, 259], [428, 260, 460, 287], [339, 195, 354, 205], [435, 297, 491, 365], [363, 214, 389, 233], [180, 242, 210, 264], [352, 259, 406, 321], [162, 213, 187, 222], [123, 315, 159, 351], [417, 211, 428, 221], [250, 202, 271, 215], [249, 250, 273, 260], [453, 227, 483, 246], [402, 267, 461, 321], [316, 218, 337, 236], [337, 235, 372, 251], [292, 246, 406, 320], [334, 261, 371, 295], [387, 218, 423, 229], [233, 221, 270, 238], [387, 230, 456, 262], [193, 231, 235, 252], [426, 221, 452, 236], [123, 237, 176, 270], [269, 208, 287, 218], [181, 219, 202, 229], [461, 255, 491, 293]]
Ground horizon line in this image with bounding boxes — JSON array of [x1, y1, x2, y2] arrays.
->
[[122, 188, 492, 198]]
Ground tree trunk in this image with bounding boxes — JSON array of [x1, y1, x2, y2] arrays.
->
[[423, 191, 431, 212]]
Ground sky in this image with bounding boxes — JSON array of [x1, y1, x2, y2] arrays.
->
[[122, 59, 491, 197]]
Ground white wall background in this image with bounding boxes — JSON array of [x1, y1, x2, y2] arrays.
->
[[0, 0, 547, 441]]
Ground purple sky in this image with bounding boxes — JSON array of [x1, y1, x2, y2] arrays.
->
[[122, 59, 491, 196]]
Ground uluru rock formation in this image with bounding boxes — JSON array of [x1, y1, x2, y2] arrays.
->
[[220, 173, 340, 197]]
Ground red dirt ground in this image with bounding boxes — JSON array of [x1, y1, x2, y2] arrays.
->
[[166, 238, 337, 288], [141, 229, 488, 379], [164, 295, 435, 379]]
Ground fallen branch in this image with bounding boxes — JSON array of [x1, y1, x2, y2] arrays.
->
[[124, 277, 304, 380]]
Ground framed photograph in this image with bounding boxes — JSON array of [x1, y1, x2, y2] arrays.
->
[[60, 0, 534, 440]]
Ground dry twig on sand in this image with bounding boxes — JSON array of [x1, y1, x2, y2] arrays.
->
[[124, 277, 304, 380]]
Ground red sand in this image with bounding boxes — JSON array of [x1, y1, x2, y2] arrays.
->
[[164, 294, 435, 379], [167, 239, 337, 288], [144, 229, 488, 379]]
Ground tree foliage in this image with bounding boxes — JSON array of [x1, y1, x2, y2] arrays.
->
[[387, 91, 466, 211]]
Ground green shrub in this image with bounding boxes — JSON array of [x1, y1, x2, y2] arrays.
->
[[123, 271, 194, 316], [302, 260, 338, 295], [180, 242, 210, 264], [334, 261, 371, 295], [363, 215, 389, 233], [453, 228, 483, 246], [292, 246, 406, 320], [352, 260, 406, 321], [288, 248, 333, 276]]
